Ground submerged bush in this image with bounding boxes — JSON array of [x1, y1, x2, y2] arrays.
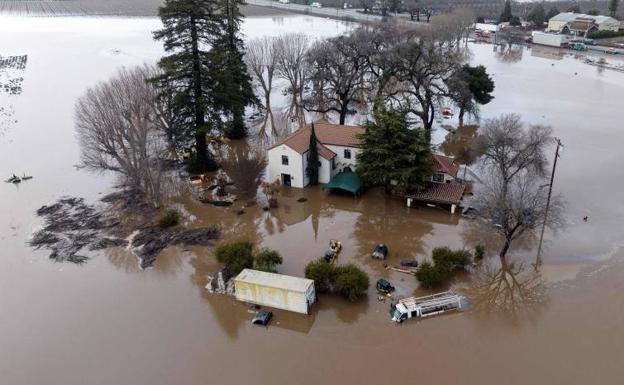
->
[[304, 260, 369, 300], [214, 240, 254, 276], [158, 209, 180, 228], [432, 247, 472, 268], [214, 241, 283, 275], [254, 248, 283, 273], [415, 261, 445, 289], [304, 259, 334, 293], [416, 247, 473, 289], [333, 264, 370, 301]]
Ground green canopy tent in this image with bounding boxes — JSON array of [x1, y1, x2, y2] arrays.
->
[[325, 171, 363, 197]]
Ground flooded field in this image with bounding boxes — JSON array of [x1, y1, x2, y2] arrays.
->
[[1, 15, 624, 385]]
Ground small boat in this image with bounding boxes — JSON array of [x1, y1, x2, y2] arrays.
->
[[21, 174, 33, 181]]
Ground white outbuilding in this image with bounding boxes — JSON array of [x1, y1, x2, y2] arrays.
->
[[233, 269, 316, 314]]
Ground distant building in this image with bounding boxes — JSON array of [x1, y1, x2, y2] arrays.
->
[[267, 119, 363, 188], [547, 12, 620, 36]]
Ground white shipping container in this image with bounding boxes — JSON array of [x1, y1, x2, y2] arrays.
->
[[532, 31, 571, 47], [234, 269, 316, 314]]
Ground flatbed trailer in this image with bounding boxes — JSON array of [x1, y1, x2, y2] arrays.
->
[[390, 291, 464, 322]]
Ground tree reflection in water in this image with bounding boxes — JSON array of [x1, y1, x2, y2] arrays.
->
[[468, 258, 548, 325]]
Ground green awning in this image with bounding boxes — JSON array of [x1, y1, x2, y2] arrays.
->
[[325, 171, 363, 196]]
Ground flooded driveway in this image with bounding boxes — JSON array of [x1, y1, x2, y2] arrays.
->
[[1, 15, 624, 385]]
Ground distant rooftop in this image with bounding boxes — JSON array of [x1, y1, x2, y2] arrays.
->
[[550, 12, 617, 24]]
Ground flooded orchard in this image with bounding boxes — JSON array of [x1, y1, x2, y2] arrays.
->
[[1, 15, 624, 385]]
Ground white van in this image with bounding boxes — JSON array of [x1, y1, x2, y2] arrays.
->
[[311, 2, 322, 7], [279, 0, 290, 4]]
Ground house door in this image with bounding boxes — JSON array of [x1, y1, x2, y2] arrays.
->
[[281, 173, 291, 186]]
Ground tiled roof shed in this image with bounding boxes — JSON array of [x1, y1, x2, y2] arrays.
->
[[406, 182, 466, 206]]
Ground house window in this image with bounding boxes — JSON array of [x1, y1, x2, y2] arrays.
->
[[332, 158, 336, 170], [281, 155, 289, 166], [433, 172, 445, 183], [344, 149, 352, 159]]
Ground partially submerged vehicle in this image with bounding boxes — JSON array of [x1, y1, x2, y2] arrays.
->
[[251, 311, 272, 326], [371, 243, 388, 260], [400, 260, 418, 268], [376, 278, 395, 294], [324, 239, 342, 263], [390, 291, 464, 323]]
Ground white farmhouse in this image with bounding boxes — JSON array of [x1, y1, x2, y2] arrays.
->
[[267, 119, 363, 188]]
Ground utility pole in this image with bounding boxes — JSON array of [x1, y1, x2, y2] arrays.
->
[[535, 137, 563, 270]]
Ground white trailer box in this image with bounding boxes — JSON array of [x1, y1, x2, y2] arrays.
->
[[234, 269, 316, 314], [532, 31, 571, 47]]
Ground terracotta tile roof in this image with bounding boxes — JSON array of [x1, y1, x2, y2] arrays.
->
[[269, 125, 336, 160], [432, 154, 459, 177], [407, 182, 466, 206], [269, 119, 364, 160], [312, 118, 364, 147]]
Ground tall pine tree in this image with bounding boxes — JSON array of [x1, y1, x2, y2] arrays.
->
[[499, 0, 513, 23], [306, 124, 320, 185], [212, 0, 257, 140], [153, 0, 219, 172], [356, 109, 433, 194]]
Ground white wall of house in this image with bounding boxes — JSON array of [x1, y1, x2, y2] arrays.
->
[[268, 145, 305, 188], [301, 150, 333, 185], [325, 145, 361, 172]]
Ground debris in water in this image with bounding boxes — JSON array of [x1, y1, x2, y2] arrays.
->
[[29, 191, 220, 267]]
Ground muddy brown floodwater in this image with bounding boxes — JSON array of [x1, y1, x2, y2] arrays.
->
[[1, 16, 624, 385]]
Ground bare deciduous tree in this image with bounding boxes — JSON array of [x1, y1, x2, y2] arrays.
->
[[274, 33, 310, 126], [221, 149, 266, 200], [391, 27, 464, 140], [75, 65, 176, 206], [305, 35, 369, 125], [474, 114, 553, 198], [245, 37, 278, 137], [468, 115, 564, 263], [476, 171, 564, 261]]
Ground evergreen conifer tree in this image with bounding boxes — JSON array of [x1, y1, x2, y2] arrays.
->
[[153, 0, 220, 172], [306, 124, 320, 185]]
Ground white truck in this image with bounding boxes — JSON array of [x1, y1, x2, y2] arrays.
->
[[390, 291, 464, 322], [531, 31, 572, 48], [234, 269, 316, 315]]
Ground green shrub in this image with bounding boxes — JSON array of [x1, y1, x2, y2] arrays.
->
[[157, 209, 180, 228], [432, 247, 472, 268], [304, 260, 370, 300], [304, 259, 334, 293], [415, 261, 446, 289], [586, 30, 624, 39], [332, 264, 369, 301], [254, 248, 283, 273], [416, 247, 473, 288], [474, 245, 485, 261], [214, 240, 254, 275]]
